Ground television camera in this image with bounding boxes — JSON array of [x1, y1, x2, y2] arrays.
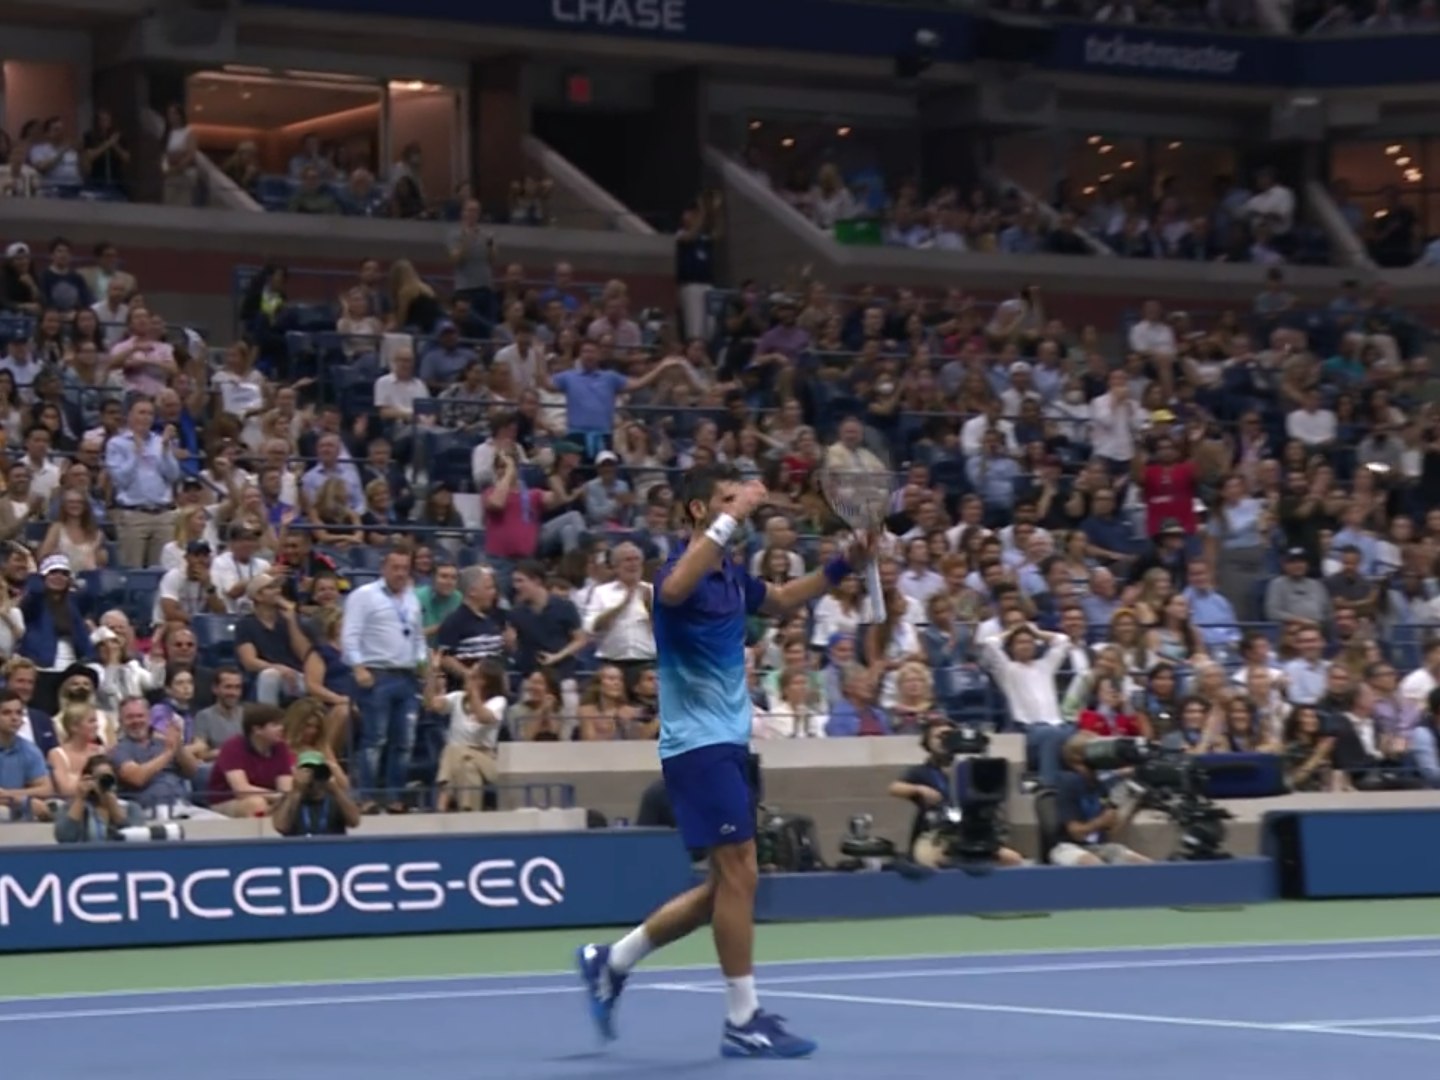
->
[[914, 725, 1011, 866], [1079, 737, 1232, 860]]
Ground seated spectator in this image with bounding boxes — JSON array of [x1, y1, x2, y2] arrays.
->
[[53, 753, 134, 843], [338, 168, 386, 217], [826, 665, 891, 737], [110, 694, 216, 819], [206, 703, 293, 817], [235, 575, 311, 706], [0, 687, 53, 820], [154, 541, 227, 628], [193, 667, 245, 775], [271, 750, 359, 837]]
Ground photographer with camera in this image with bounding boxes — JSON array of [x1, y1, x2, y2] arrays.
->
[[889, 722, 1024, 869], [1049, 731, 1151, 867], [54, 755, 132, 843], [273, 750, 361, 837]]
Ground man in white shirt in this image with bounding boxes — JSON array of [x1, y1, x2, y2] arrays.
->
[[959, 398, 1019, 458], [1285, 388, 1337, 449], [1399, 638, 1440, 711], [999, 361, 1043, 420], [1127, 300, 1176, 361], [210, 524, 272, 614], [1088, 369, 1144, 469], [154, 541, 228, 628], [491, 321, 545, 392], [340, 548, 428, 813], [823, 416, 888, 473], [374, 348, 430, 445], [470, 411, 529, 491], [896, 537, 944, 607], [20, 425, 62, 505], [981, 621, 1073, 787], [581, 543, 656, 672], [92, 278, 130, 348], [1243, 168, 1295, 237]]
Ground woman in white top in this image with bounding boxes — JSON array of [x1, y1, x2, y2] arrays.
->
[[754, 669, 827, 739], [0, 584, 25, 663], [158, 506, 212, 571], [161, 103, 199, 207], [865, 589, 924, 709], [39, 489, 107, 573], [809, 164, 858, 231], [91, 626, 152, 716], [810, 575, 865, 650], [47, 702, 107, 799], [213, 344, 270, 449], [425, 658, 507, 812]]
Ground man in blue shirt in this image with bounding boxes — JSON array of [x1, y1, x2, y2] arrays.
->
[[578, 465, 871, 1060], [1182, 560, 1241, 659], [540, 340, 690, 456], [0, 689, 53, 822]]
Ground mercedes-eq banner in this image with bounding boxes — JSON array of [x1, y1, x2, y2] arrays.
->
[[249, 0, 1440, 88], [0, 830, 694, 952]]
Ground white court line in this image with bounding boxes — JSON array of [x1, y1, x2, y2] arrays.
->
[[757, 947, 1440, 988], [1282, 1015, 1440, 1030], [4, 932, 1440, 1009], [655, 984, 1440, 1046]]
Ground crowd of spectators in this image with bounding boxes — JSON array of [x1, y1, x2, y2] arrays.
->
[[1299, 0, 1440, 33], [987, 0, 1261, 29], [755, 154, 1328, 266], [0, 111, 130, 201], [1, 207, 1440, 841]]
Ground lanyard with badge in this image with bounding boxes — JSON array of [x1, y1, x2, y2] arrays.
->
[[300, 797, 331, 835], [386, 588, 413, 641]]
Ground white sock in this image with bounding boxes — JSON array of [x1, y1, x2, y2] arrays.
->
[[608, 926, 654, 974], [725, 975, 759, 1026]]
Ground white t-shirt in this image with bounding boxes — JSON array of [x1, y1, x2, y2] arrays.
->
[[1128, 319, 1176, 358], [1286, 409, 1336, 447], [373, 374, 430, 418], [210, 553, 272, 614], [445, 691, 505, 752], [1089, 393, 1143, 461], [154, 567, 210, 626]]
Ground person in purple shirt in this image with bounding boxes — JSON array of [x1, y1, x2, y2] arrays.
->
[[752, 297, 811, 364]]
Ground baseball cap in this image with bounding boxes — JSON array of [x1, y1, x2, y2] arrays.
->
[[595, 450, 619, 465], [39, 554, 72, 576], [4, 242, 29, 259], [185, 540, 213, 556], [1158, 519, 1184, 537], [435, 319, 457, 334], [1284, 546, 1308, 560], [1009, 360, 1032, 376], [247, 573, 278, 599], [296, 750, 327, 769]]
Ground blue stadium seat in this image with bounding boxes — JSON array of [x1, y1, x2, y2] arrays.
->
[[123, 569, 164, 630], [192, 615, 239, 666], [257, 175, 293, 211]]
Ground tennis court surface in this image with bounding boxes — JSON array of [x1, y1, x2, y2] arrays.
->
[[8, 936, 1440, 1078]]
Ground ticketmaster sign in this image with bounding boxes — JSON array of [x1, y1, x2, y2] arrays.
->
[[0, 831, 692, 952], [1081, 33, 1242, 77]]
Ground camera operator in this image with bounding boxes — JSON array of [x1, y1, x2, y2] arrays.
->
[[1049, 731, 1151, 867], [54, 755, 132, 843], [889, 722, 1024, 869], [272, 750, 361, 837]]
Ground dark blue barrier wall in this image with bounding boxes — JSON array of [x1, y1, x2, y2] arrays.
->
[[1265, 809, 1440, 900], [0, 830, 694, 953], [756, 858, 1276, 921], [250, 0, 1440, 88]]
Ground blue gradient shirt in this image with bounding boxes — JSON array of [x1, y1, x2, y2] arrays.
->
[[653, 546, 768, 759]]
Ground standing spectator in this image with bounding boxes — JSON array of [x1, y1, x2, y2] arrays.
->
[[28, 117, 84, 195], [582, 542, 655, 679], [435, 566, 509, 682], [539, 340, 688, 455], [676, 196, 719, 342], [160, 104, 199, 207], [448, 198, 497, 322], [341, 549, 427, 814], [509, 560, 586, 720], [81, 113, 130, 195], [39, 238, 93, 314], [106, 396, 181, 567]]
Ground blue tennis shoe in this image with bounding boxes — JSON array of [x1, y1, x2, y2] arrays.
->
[[576, 943, 627, 1041], [721, 1010, 818, 1059]]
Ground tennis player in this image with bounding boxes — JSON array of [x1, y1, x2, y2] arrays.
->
[[577, 464, 873, 1059]]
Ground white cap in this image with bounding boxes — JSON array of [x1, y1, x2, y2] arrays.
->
[[595, 450, 619, 465], [39, 554, 72, 577], [5, 242, 30, 259]]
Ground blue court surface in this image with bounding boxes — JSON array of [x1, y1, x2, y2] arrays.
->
[[7, 937, 1440, 1078]]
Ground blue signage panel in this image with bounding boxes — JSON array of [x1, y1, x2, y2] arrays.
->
[[248, 0, 1440, 89], [0, 830, 694, 952], [1287, 810, 1440, 899]]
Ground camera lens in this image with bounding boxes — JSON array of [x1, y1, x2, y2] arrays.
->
[[96, 772, 116, 792], [309, 763, 331, 784]]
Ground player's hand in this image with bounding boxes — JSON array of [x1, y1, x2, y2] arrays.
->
[[731, 480, 769, 521], [842, 531, 879, 569]]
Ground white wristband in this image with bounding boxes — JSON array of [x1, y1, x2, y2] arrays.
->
[[704, 513, 739, 549]]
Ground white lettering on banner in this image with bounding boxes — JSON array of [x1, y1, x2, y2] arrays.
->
[[342, 864, 396, 913], [235, 868, 286, 917], [396, 862, 446, 911], [551, 0, 687, 34], [289, 866, 340, 916], [1083, 34, 1241, 77], [69, 872, 123, 924], [0, 872, 61, 925], [0, 856, 566, 928], [126, 871, 179, 921], [181, 868, 233, 919]]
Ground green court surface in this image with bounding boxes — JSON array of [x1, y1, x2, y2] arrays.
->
[[10, 898, 1440, 998]]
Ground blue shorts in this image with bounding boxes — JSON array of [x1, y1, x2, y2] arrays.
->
[[661, 742, 756, 852]]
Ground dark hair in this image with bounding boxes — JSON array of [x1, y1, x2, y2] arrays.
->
[[81, 753, 111, 777], [475, 659, 507, 699], [678, 463, 742, 526], [0, 688, 21, 708], [164, 663, 195, 690], [242, 703, 285, 737], [215, 666, 243, 685], [513, 559, 547, 585], [49, 236, 70, 254]]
